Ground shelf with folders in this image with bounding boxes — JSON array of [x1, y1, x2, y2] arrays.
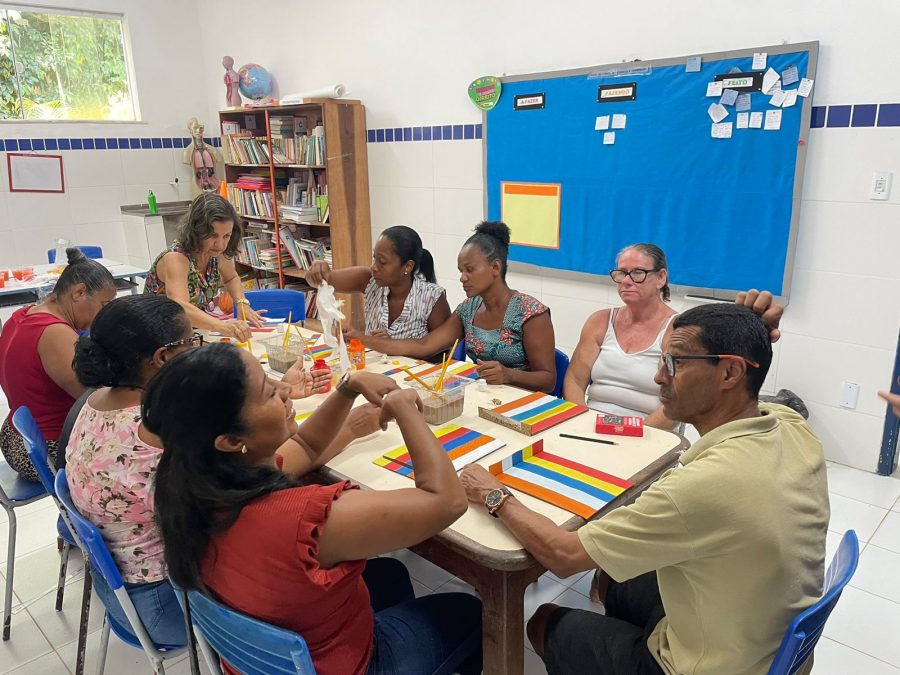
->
[[219, 100, 370, 326]]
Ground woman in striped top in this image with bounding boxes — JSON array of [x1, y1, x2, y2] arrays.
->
[[305, 226, 451, 340]]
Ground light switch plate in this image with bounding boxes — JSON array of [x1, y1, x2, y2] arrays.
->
[[840, 381, 860, 409], [870, 171, 892, 200]]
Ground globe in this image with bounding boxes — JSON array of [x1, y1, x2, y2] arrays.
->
[[238, 63, 274, 100]]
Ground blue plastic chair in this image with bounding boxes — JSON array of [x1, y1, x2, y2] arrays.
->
[[55, 471, 186, 674], [179, 587, 316, 675], [552, 349, 570, 398], [0, 419, 48, 641], [14, 406, 93, 674], [47, 246, 104, 263], [452, 340, 466, 361], [235, 289, 306, 323], [767, 530, 860, 675]]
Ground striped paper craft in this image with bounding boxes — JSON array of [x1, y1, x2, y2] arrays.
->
[[374, 424, 506, 476], [489, 439, 633, 518], [478, 392, 588, 435], [295, 410, 313, 423], [402, 359, 479, 381], [381, 359, 427, 376], [308, 343, 334, 359]]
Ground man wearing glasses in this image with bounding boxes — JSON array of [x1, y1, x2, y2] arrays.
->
[[460, 299, 828, 675]]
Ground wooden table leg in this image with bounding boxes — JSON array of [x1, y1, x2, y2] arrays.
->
[[471, 567, 532, 675]]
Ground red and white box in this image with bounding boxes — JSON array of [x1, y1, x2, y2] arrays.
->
[[595, 414, 644, 437]]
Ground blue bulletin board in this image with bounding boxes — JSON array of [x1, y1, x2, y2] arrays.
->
[[485, 42, 819, 299]]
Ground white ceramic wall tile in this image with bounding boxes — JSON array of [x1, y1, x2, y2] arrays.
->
[[806, 401, 884, 470], [0, 156, 8, 192], [0, 232, 18, 268], [794, 200, 900, 279], [368, 143, 434, 189], [811, 637, 900, 674], [432, 233, 468, 283], [368, 185, 392, 231], [776, 335, 895, 417], [68, 186, 127, 226], [802, 131, 900, 205], [433, 188, 485, 237], [506, 268, 543, 298], [73, 222, 128, 263], [376, 186, 435, 234], [827, 492, 888, 542], [63, 150, 125, 189], [124, 182, 181, 207], [870, 511, 900, 553], [121, 149, 177, 187], [437, 275, 466, 309], [540, 269, 619, 306], [5, 192, 71, 232], [760, 339, 782, 396], [786, 269, 900, 351], [828, 464, 900, 510], [0, 609, 54, 673], [541, 294, 617, 353], [823, 586, 900, 666], [0, 190, 9, 232], [14, 225, 78, 265], [433, 140, 482, 190]]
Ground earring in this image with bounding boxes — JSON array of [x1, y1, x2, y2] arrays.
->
[[241, 446, 247, 454], [404, 271, 409, 275]]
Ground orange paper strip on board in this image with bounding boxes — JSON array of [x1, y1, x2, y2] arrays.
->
[[503, 183, 560, 197], [499, 473, 595, 519], [490, 391, 546, 415], [446, 434, 493, 461]]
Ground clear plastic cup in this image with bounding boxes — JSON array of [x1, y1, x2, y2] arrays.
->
[[409, 374, 473, 425]]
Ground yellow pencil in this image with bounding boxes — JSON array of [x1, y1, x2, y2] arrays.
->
[[437, 339, 459, 390], [283, 311, 293, 349], [402, 366, 436, 392], [239, 302, 252, 352]]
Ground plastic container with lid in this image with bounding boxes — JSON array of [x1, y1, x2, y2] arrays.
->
[[409, 374, 473, 425], [262, 334, 303, 374], [348, 338, 366, 370]]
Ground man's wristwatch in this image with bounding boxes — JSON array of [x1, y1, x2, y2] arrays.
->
[[336, 371, 360, 400], [485, 487, 512, 518]]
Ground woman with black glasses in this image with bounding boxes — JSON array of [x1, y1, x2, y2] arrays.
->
[[563, 243, 679, 428]]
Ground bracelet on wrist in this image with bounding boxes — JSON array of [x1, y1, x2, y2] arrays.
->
[[235, 298, 250, 305]]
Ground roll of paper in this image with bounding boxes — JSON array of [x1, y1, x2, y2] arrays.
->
[[281, 84, 348, 104]]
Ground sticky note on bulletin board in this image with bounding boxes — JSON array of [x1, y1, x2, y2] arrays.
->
[[501, 181, 561, 249]]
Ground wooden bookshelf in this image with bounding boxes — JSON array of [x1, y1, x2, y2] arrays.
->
[[220, 100, 372, 326]]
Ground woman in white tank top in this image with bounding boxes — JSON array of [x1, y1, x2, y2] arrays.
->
[[563, 244, 678, 428]]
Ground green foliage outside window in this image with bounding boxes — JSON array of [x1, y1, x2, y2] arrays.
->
[[0, 7, 136, 121]]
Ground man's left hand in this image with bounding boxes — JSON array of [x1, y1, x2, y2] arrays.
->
[[460, 464, 504, 504]]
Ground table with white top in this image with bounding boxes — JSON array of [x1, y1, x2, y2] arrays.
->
[[0, 258, 148, 304], [264, 330, 687, 675]]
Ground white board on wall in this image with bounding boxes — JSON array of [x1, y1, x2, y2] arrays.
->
[[7, 153, 65, 193]]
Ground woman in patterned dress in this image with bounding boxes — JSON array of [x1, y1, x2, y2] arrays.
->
[[143, 193, 262, 342], [306, 225, 451, 341], [361, 222, 557, 393]]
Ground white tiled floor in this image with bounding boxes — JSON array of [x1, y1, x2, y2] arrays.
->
[[0, 389, 899, 674]]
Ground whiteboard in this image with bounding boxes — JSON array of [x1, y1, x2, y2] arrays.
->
[[7, 153, 65, 193]]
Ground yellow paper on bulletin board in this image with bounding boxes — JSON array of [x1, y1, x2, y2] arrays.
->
[[501, 182, 561, 249]]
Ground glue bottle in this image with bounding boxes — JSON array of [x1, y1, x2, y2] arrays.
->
[[310, 358, 332, 393], [348, 338, 366, 370]]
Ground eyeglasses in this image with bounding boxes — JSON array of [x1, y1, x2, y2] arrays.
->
[[609, 268, 658, 284], [658, 352, 760, 378], [164, 332, 205, 349]]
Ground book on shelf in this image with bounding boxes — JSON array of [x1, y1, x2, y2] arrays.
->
[[279, 226, 330, 270], [306, 125, 326, 165], [223, 133, 271, 165]]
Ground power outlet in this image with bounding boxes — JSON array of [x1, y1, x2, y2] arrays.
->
[[840, 381, 860, 409], [870, 171, 892, 200]]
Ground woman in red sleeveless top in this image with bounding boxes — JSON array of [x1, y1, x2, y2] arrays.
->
[[148, 345, 483, 675], [0, 248, 115, 480]]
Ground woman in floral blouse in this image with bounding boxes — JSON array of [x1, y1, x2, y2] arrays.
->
[[65, 295, 378, 643]]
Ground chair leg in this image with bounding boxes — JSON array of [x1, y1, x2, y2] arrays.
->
[[3, 509, 17, 641], [56, 537, 71, 611], [96, 614, 110, 675], [75, 562, 93, 675]]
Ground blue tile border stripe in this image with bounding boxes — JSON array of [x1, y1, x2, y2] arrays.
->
[[0, 136, 223, 152], [2, 105, 898, 153]]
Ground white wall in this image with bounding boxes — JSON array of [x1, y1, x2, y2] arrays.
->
[[182, 1, 900, 469], [0, 0, 212, 265]]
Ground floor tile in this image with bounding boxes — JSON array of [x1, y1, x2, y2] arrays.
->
[[0, 609, 53, 673], [828, 493, 888, 542], [0, 507, 64, 562], [569, 569, 597, 599], [26, 573, 103, 650], [161, 652, 213, 675], [4, 651, 71, 675], [545, 570, 591, 588], [411, 579, 431, 598], [523, 645, 549, 675], [382, 549, 453, 590], [552, 588, 606, 615], [823, 587, 900, 665], [56, 627, 185, 675], [0, 544, 84, 605], [811, 637, 900, 673], [870, 511, 900, 554], [827, 464, 900, 509], [523, 575, 567, 618], [849, 544, 900, 604], [432, 577, 478, 598], [825, 530, 843, 564]]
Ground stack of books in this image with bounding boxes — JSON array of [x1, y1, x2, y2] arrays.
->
[[279, 227, 330, 270], [279, 205, 320, 224]]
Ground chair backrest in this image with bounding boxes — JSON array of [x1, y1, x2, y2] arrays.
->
[[552, 349, 570, 398], [452, 340, 466, 362], [767, 530, 860, 675], [186, 589, 316, 675], [47, 245, 103, 263], [235, 290, 306, 322], [12, 407, 56, 496]]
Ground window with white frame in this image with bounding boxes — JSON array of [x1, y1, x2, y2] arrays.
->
[[0, 5, 137, 121]]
